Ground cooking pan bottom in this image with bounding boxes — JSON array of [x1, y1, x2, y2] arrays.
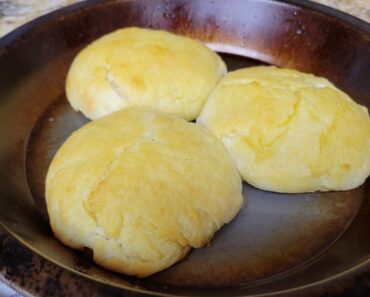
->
[[25, 53, 363, 288]]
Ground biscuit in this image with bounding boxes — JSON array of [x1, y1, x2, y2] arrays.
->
[[46, 107, 243, 277], [197, 66, 370, 193], [66, 27, 226, 121]]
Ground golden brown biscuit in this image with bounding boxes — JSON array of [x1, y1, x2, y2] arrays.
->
[[46, 107, 243, 277], [197, 66, 370, 193], [66, 27, 226, 121]]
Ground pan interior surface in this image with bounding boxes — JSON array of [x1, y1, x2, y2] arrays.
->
[[0, 0, 369, 296], [25, 53, 364, 289]]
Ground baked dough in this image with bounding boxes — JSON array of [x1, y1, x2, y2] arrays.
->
[[46, 107, 243, 277], [197, 66, 370, 193], [66, 27, 226, 121]]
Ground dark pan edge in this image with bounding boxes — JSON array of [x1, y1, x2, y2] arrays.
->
[[0, 0, 369, 296], [0, 0, 368, 51], [276, 0, 370, 32], [3, 219, 370, 297], [0, 0, 106, 49]]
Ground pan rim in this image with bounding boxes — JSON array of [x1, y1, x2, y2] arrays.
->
[[3, 221, 370, 296], [0, 0, 369, 296], [0, 0, 368, 49]]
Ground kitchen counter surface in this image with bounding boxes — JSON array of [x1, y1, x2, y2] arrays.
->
[[0, 0, 369, 297]]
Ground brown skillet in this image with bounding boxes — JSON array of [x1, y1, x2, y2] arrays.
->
[[0, 0, 369, 296]]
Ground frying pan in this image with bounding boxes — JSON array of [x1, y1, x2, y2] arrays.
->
[[0, 0, 369, 296]]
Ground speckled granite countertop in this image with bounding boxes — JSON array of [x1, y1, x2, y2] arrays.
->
[[0, 0, 369, 37], [0, 0, 369, 296]]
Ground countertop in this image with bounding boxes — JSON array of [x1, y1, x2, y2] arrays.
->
[[0, 0, 369, 297]]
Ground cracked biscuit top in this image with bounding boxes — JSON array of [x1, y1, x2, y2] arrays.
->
[[45, 107, 243, 277], [197, 66, 370, 193], [65, 27, 226, 121]]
